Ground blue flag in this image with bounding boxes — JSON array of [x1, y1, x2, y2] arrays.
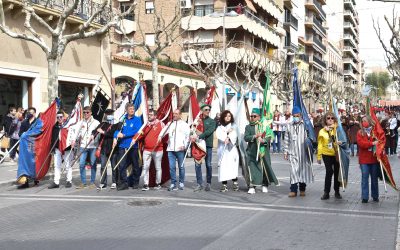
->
[[293, 68, 315, 162]]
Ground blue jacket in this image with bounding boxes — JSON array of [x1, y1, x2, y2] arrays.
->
[[114, 115, 142, 149]]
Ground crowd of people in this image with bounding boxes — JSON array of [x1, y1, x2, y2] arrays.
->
[[1, 103, 400, 204]]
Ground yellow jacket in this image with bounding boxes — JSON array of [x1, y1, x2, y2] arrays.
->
[[317, 125, 337, 160]]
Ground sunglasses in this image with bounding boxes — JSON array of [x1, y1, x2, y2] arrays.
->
[[203, 109, 210, 111], [83, 111, 90, 114], [250, 115, 259, 118], [57, 115, 63, 118], [326, 117, 335, 120]]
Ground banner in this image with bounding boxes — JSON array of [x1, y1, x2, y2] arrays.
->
[[91, 90, 110, 121]]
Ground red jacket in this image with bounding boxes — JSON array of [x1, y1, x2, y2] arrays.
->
[[356, 131, 379, 164], [141, 120, 164, 152]]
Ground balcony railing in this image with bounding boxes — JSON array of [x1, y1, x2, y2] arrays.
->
[[312, 56, 326, 68], [313, 16, 326, 35], [296, 54, 309, 63], [284, 12, 298, 30], [313, 37, 326, 51], [30, 0, 111, 25], [305, 0, 326, 19]]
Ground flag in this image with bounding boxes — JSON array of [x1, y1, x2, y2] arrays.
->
[[148, 90, 177, 187], [59, 97, 82, 153], [329, 94, 350, 187], [258, 72, 278, 185], [293, 68, 316, 163], [114, 94, 129, 123], [369, 103, 398, 190], [132, 81, 148, 125], [188, 89, 206, 163], [17, 99, 58, 182], [91, 89, 110, 121], [235, 95, 250, 186], [204, 86, 216, 105]]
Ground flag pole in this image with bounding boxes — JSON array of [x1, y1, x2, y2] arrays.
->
[[336, 129, 345, 192], [36, 136, 59, 180], [98, 144, 118, 190], [379, 160, 388, 193], [0, 139, 20, 164]]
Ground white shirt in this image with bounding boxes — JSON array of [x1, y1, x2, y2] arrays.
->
[[70, 117, 100, 149], [272, 115, 285, 132], [389, 117, 398, 130], [159, 119, 190, 152]]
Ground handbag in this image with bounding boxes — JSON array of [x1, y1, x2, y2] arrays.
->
[[0, 135, 10, 149]]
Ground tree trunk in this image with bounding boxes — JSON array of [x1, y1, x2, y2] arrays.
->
[[47, 58, 59, 104], [152, 57, 160, 110]]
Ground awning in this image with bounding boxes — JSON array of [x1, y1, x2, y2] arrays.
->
[[245, 0, 257, 13]]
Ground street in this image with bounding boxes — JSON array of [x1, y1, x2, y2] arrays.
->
[[0, 153, 398, 250]]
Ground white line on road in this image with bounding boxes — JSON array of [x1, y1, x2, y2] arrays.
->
[[2, 197, 121, 202]]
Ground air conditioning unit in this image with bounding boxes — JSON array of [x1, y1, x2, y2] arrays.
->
[[180, 0, 192, 8]]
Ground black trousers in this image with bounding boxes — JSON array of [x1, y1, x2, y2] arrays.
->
[[322, 155, 340, 193]]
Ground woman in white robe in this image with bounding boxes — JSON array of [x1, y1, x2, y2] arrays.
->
[[216, 110, 239, 192]]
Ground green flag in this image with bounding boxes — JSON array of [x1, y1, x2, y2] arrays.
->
[[259, 72, 274, 157]]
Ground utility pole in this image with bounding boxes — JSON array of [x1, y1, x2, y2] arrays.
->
[[222, 5, 227, 111]]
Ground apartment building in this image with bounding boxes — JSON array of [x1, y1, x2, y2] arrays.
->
[[326, 0, 361, 93], [0, 0, 111, 119]]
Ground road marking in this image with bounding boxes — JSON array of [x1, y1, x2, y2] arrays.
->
[[1, 197, 120, 202], [177, 202, 397, 219]]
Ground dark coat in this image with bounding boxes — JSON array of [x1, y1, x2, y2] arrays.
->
[[2, 115, 16, 136], [51, 122, 62, 150], [19, 118, 37, 137], [93, 122, 119, 156]]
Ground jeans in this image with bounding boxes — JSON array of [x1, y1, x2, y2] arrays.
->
[[194, 147, 213, 186], [117, 147, 141, 186], [360, 163, 379, 200], [350, 143, 358, 155], [79, 148, 97, 184], [290, 182, 306, 193], [272, 131, 281, 153], [100, 152, 118, 185], [322, 155, 340, 193], [142, 150, 163, 185], [168, 151, 185, 186], [9, 138, 19, 159]]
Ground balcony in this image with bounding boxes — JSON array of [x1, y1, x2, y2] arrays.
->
[[343, 34, 357, 47], [344, 69, 357, 80], [305, 0, 326, 20], [181, 41, 281, 70], [284, 38, 298, 52], [305, 34, 326, 53], [343, 46, 358, 59], [251, 0, 282, 20], [25, 0, 111, 25], [181, 7, 280, 47], [344, 22, 357, 36], [344, 10, 357, 25], [344, 0, 355, 12], [311, 55, 326, 69], [343, 57, 358, 71], [305, 16, 326, 37], [296, 54, 309, 63], [284, 12, 298, 30]]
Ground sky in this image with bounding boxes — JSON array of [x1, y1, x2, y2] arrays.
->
[[355, 0, 397, 69]]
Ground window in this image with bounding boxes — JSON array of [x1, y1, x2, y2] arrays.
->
[[194, 5, 214, 16], [120, 3, 135, 21], [145, 34, 155, 46], [145, 1, 154, 14]]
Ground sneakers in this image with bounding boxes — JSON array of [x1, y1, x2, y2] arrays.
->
[[321, 192, 329, 200], [262, 186, 268, 193], [142, 185, 149, 191], [299, 191, 306, 197], [373, 197, 379, 202], [220, 184, 228, 192], [193, 184, 203, 192], [288, 192, 297, 197], [168, 184, 178, 191], [117, 183, 129, 191], [247, 187, 256, 194], [75, 184, 87, 189], [154, 184, 162, 190], [362, 199, 368, 203], [205, 183, 211, 191], [65, 182, 72, 188], [110, 183, 117, 189], [232, 182, 239, 191], [48, 182, 59, 189], [335, 192, 342, 199], [179, 182, 184, 190], [88, 183, 96, 189]]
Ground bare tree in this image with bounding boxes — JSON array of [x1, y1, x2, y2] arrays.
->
[[0, 0, 135, 103], [118, 2, 188, 110], [373, 8, 400, 95]]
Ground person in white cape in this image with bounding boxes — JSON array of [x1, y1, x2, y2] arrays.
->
[[216, 110, 239, 192]]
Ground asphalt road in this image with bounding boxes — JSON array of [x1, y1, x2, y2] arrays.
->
[[0, 153, 399, 250]]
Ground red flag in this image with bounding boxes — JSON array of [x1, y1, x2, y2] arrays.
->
[[35, 100, 58, 180], [188, 90, 206, 163], [148, 91, 177, 187], [204, 86, 216, 105], [370, 105, 398, 190], [59, 98, 82, 154]]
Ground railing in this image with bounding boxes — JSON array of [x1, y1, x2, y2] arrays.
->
[[313, 16, 326, 35], [306, 0, 326, 19], [312, 56, 326, 68], [313, 36, 326, 51], [284, 11, 298, 30], [30, 0, 111, 24], [296, 54, 309, 63]]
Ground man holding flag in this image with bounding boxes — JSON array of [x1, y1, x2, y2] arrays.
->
[[191, 104, 216, 192]]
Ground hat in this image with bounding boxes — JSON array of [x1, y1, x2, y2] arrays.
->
[[292, 106, 301, 115], [104, 109, 115, 114], [251, 108, 261, 116], [200, 103, 211, 110]]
